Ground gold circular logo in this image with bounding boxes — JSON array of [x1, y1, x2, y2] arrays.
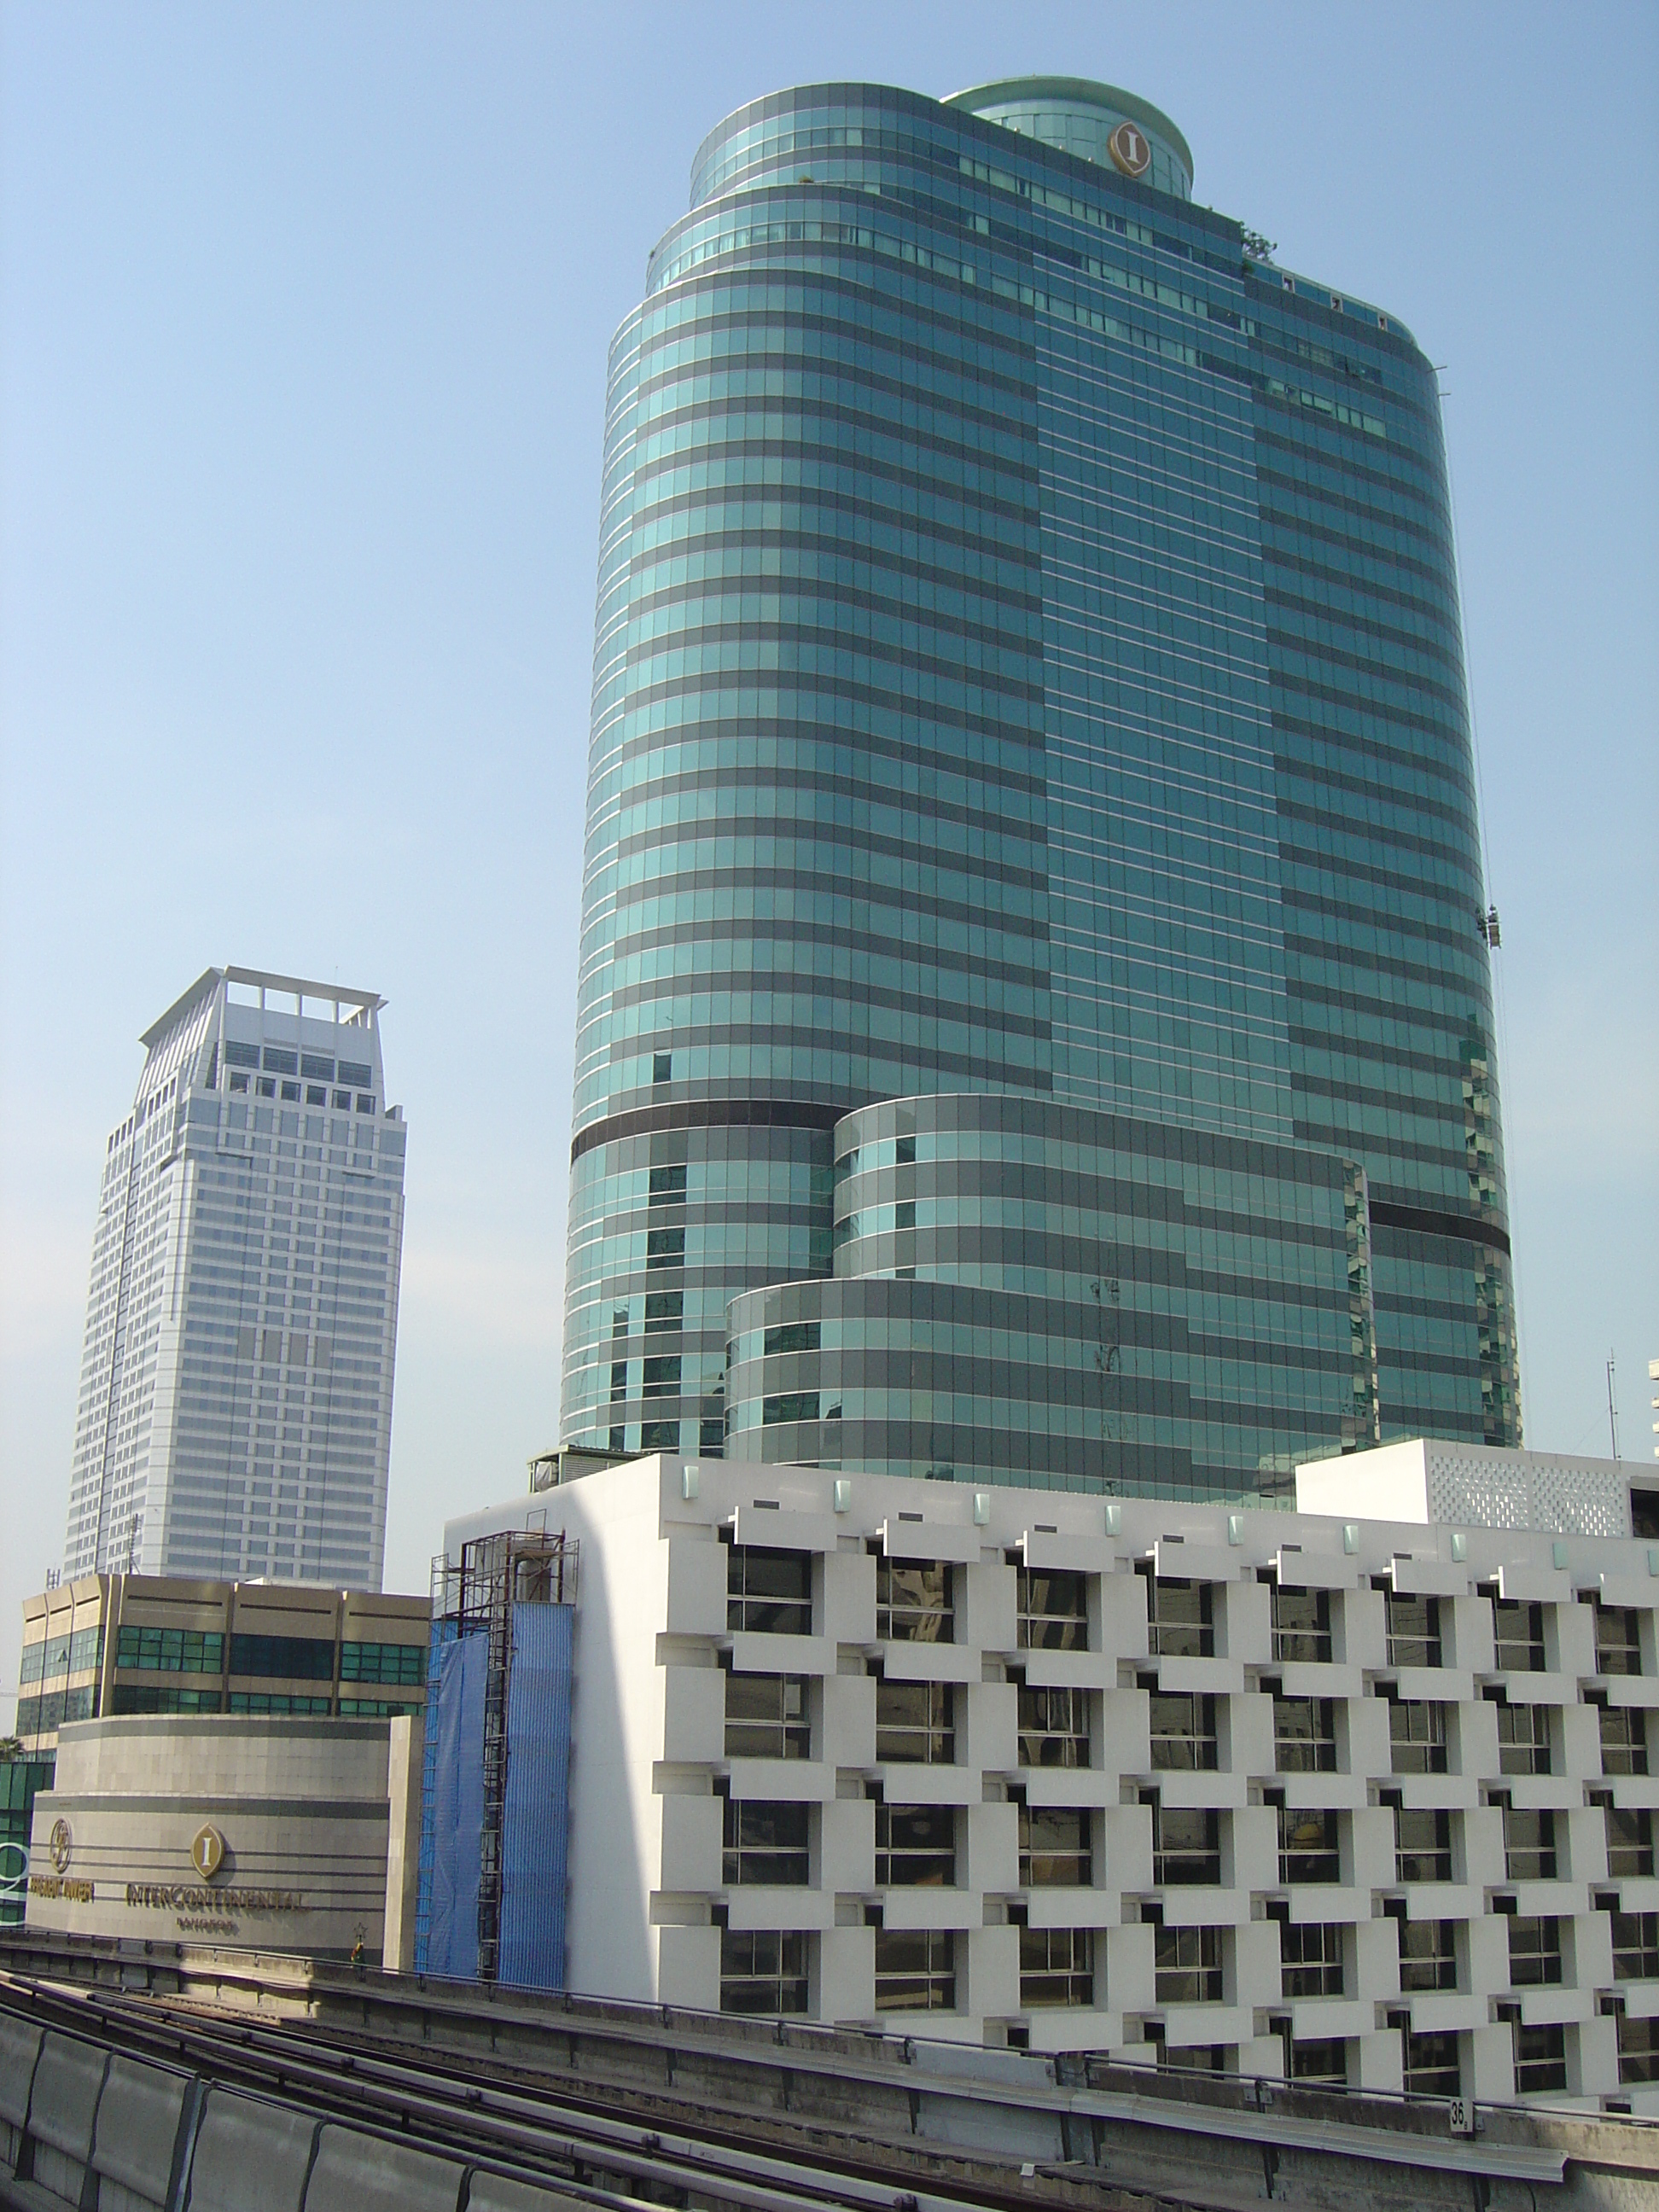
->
[[190, 1825, 226, 1881], [48, 1819, 73, 1875], [1108, 119, 1152, 179]]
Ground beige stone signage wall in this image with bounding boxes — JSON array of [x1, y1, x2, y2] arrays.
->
[[24, 1712, 415, 1964]]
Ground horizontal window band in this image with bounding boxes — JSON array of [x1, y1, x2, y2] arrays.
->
[[573, 1097, 845, 1167], [1368, 1199, 1510, 1257]]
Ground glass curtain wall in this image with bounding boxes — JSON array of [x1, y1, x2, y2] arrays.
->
[[561, 80, 1517, 1498]]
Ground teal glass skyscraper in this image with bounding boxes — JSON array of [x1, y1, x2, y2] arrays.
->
[[562, 77, 1520, 1501]]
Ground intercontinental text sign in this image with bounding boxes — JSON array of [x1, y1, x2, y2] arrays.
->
[[125, 1883, 305, 1913]]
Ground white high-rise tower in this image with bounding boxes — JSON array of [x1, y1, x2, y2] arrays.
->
[[62, 967, 407, 1588]]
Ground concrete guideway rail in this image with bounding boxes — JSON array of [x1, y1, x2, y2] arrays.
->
[[0, 1953, 1628, 2212], [0, 1970, 1179, 2212], [3, 1932, 1658, 2212], [8, 1972, 1565, 2212]]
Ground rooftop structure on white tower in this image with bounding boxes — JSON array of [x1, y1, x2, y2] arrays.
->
[[62, 966, 407, 1590]]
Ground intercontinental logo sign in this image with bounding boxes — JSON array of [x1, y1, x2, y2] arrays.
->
[[26, 1814, 306, 1918], [1107, 119, 1152, 178]]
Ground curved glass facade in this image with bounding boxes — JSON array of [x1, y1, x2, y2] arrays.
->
[[726, 1092, 1377, 1495], [562, 77, 1518, 1498]]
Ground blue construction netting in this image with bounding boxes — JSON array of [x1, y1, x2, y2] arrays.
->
[[499, 1601, 573, 1990], [424, 1629, 488, 1979], [411, 1610, 461, 1976]]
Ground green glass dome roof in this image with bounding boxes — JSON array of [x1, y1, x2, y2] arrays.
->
[[943, 75, 1193, 197]]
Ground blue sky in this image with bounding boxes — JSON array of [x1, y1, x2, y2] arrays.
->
[[3, 1, 1655, 1710]]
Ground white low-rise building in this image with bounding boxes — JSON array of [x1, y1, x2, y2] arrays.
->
[[438, 1446, 1659, 2113]]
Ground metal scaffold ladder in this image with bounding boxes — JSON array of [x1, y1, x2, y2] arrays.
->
[[438, 1517, 576, 1983]]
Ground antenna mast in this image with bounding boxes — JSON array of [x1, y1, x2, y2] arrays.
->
[[1608, 1350, 1621, 1461]]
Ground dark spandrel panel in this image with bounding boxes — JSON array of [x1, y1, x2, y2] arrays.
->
[[112, 1685, 223, 1717], [227, 1633, 335, 1682], [340, 1640, 426, 1686], [761, 1391, 819, 1426]]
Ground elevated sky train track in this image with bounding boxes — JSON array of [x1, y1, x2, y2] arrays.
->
[[0, 1962, 1169, 2212], [3, 1931, 1658, 2212]]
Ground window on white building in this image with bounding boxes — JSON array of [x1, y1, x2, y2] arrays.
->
[[875, 1802, 956, 1887], [1019, 1804, 1091, 1887], [719, 1929, 808, 2013], [1272, 1583, 1332, 1664], [1280, 1918, 1343, 1997], [725, 1545, 812, 1635], [1019, 1925, 1093, 2008], [1274, 1694, 1336, 1773], [1600, 1704, 1648, 1776], [1149, 1690, 1216, 1772], [720, 1798, 809, 1884], [1145, 1575, 1212, 1658], [1385, 1591, 1441, 1668], [1155, 1923, 1222, 2004], [1016, 1683, 1091, 1768], [875, 1677, 953, 1764], [724, 1670, 810, 1759], [874, 1927, 954, 2011], [875, 1556, 952, 1643], [1388, 1697, 1448, 1775], [1016, 1566, 1088, 1650], [1396, 1915, 1457, 1991]]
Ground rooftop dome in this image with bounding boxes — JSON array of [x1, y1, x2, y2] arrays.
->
[[942, 76, 1192, 199]]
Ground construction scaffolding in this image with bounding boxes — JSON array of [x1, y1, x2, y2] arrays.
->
[[416, 1519, 578, 1983]]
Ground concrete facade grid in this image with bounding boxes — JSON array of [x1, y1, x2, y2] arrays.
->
[[448, 1455, 1659, 2111]]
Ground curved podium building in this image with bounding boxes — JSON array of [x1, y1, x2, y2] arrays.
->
[[562, 77, 1518, 1500]]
